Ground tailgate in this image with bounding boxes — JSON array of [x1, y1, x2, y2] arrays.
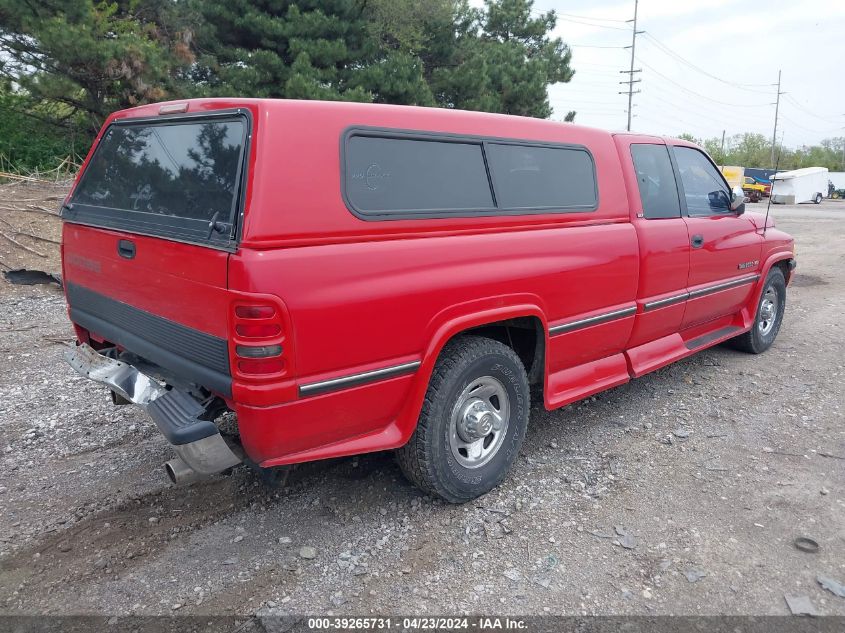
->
[[63, 225, 233, 395], [60, 109, 251, 396]]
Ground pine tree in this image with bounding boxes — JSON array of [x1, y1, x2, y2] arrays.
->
[[191, 0, 374, 101], [0, 0, 196, 133]]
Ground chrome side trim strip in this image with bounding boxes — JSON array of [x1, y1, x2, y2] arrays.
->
[[299, 360, 422, 397], [643, 292, 690, 312], [643, 275, 760, 311], [549, 306, 637, 336], [687, 274, 760, 299]]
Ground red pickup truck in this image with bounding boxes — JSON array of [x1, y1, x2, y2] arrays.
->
[[61, 99, 795, 502]]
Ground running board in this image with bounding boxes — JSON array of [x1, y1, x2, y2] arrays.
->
[[685, 326, 743, 350]]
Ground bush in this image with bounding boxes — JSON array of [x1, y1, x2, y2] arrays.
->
[[0, 90, 91, 173]]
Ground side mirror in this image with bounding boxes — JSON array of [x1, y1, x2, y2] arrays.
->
[[730, 186, 746, 215]]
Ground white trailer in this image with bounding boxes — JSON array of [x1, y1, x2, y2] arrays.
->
[[770, 167, 829, 204]]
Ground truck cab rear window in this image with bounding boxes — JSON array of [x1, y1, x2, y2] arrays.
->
[[66, 115, 247, 247], [343, 131, 597, 218]]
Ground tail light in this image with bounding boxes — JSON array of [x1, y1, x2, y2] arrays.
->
[[231, 299, 288, 377], [235, 305, 274, 319], [236, 323, 281, 338]]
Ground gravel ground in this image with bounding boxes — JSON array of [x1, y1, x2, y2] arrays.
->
[[0, 186, 843, 618]]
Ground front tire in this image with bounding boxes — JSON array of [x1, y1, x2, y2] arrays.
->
[[396, 336, 529, 503], [729, 267, 786, 354]]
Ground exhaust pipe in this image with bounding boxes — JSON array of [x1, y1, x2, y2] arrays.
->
[[67, 344, 244, 486], [164, 457, 204, 486], [164, 437, 244, 485]]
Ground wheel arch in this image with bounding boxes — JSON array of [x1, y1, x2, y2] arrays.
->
[[742, 251, 793, 328], [393, 298, 548, 446]]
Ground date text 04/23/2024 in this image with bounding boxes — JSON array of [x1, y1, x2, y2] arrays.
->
[[307, 617, 528, 630]]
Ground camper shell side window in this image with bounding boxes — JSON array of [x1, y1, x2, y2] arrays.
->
[[341, 127, 599, 220]]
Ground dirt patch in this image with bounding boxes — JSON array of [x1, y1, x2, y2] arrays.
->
[[0, 180, 66, 296], [790, 273, 827, 287]]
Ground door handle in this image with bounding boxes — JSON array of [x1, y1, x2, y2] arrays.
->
[[117, 239, 136, 259], [691, 234, 704, 249]]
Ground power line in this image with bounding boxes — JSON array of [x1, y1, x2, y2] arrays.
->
[[556, 12, 628, 24], [637, 59, 772, 109], [560, 79, 631, 87], [637, 91, 764, 129], [570, 44, 627, 49], [779, 114, 843, 136], [782, 94, 843, 123], [576, 61, 628, 69], [556, 16, 632, 31], [550, 97, 627, 106], [639, 33, 774, 92]]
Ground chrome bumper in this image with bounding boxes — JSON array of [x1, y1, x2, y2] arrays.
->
[[65, 343, 241, 478], [66, 343, 167, 406]]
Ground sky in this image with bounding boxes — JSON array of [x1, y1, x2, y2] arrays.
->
[[471, 0, 845, 148]]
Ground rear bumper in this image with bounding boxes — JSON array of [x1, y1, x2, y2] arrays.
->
[[66, 343, 241, 475], [66, 282, 232, 397]]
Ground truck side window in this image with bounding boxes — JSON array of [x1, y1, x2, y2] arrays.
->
[[484, 143, 597, 210], [673, 146, 731, 216], [630, 144, 681, 219], [344, 135, 494, 215]]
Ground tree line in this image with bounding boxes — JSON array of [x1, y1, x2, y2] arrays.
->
[[679, 132, 845, 173], [2, 1, 842, 175], [0, 0, 576, 171]]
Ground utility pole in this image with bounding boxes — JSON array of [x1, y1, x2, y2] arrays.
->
[[770, 70, 784, 166], [619, 0, 643, 132], [720, 130, 726, 159], [841, 119, 845, 170]]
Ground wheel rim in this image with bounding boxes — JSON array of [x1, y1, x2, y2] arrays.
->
[[448, 376, 510, 469], [758, 286, 778, 336]]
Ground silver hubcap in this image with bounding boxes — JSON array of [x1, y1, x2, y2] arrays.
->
[[758, 286, 778, 335], [449, 376, 510, 469]]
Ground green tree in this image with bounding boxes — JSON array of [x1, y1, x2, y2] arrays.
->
[[0, 83, 85, 171], [0, 0, 196, 134], [726, 133, 771, 167], [190, 0, 375, 102], [190, 0, 575, 116], [669, 131, 845, 171], [428, 0, 574, 117], [1, 0, 578, 171]]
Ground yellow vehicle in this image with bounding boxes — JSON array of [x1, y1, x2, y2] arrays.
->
[[720, 165, 744, 189], [719, 167, 765, 203], [742, 176, 767, 202]]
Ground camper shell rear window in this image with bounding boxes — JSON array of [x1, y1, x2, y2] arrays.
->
[[342, 128, 598, 220], [64, 110, 250, 249]]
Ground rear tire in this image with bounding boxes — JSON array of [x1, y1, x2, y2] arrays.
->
[[728, 267, 786, 354], [814, 193, 823, 204], [396, 336, 529, 503]]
